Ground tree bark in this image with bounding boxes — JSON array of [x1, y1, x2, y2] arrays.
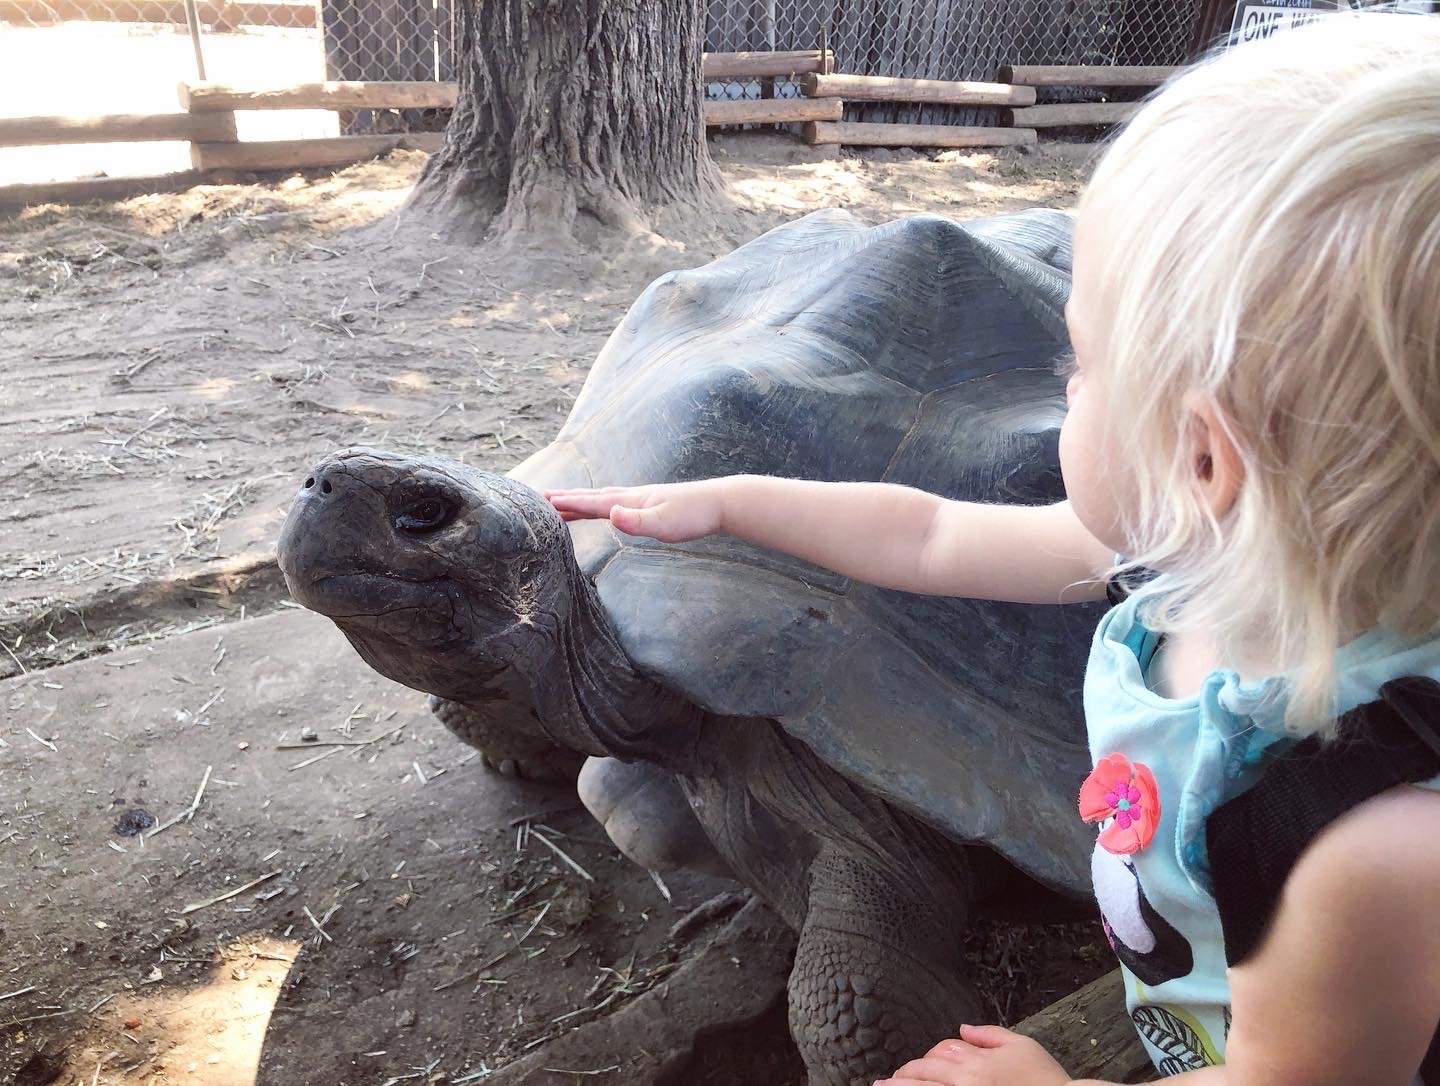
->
[[413, 0, 721, 240]]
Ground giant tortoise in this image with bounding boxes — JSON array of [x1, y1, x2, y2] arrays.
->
[[277, 209, 1105, 1085]]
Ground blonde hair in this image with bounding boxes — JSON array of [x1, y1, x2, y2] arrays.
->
[[1081, 13, 1440, 735]]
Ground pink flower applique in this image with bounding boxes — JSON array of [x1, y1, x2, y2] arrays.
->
[[1079, 753, 1161, 855]]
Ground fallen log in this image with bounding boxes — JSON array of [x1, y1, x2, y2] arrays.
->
[[1013, 970, 1154, 1084], [804, 121, 1036, 148], [801, 72, 1035, 107]]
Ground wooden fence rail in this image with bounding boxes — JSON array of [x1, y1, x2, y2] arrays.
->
[[0, 112, 236, 148], [802, 73, 1034, 107]]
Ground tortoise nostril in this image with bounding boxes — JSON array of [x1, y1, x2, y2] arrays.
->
[[321, 479, 333, 494], [304, 477, 315, 489]]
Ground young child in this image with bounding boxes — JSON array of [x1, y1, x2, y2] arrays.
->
[[547, 14, 1440, 1085]]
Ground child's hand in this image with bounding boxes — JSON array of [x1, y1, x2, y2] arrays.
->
[[544, 481, 728, 542], [877, 1025, 1070, 1086]]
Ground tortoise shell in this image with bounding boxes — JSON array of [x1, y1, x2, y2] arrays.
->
[[515, 209, 1102, 894]]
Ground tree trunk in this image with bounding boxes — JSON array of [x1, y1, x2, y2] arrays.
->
[[413, 0, 721, 240]]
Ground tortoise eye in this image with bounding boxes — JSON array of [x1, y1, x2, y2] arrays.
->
[[394, 497, 455, 534]]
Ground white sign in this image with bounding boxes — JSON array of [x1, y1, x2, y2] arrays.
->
[[1229, 2, 1334, 47], [1227, 1, 1436, 47]]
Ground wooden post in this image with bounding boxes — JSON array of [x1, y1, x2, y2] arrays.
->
[[801, 73, 1036, 107], [803, 121, 1038, 148], [182, 0, 208, 80]]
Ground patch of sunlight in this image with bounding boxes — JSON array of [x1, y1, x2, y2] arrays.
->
[[480, 299, 528, 322], [193, 377, 238, 400], [728, 176, 818, 210], [325, 186, 413, 217], [390, 372, 433, 394], [59, 935, 301, 1085]]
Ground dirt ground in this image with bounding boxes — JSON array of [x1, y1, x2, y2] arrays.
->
[[0, 133, 1108, 1085]]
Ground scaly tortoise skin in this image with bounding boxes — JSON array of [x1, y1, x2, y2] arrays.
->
[[278, 209, 1104, 1085]]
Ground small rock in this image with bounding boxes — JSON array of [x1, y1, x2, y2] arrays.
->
[[299, 727, 318, 742], [114, 808, 156, 837], [396, 1008, 417, 1029]]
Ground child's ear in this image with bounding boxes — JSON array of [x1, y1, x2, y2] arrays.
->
[[1182, 391, 1244, 519]]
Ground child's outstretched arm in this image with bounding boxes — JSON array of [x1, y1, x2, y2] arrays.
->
[[545, 476, 1113, 604]]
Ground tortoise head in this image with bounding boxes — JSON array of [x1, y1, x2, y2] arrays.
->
[[277, 447, 573, 702]]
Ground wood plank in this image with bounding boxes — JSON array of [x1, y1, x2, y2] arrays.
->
[[181, 81, 459, 112], [190, 133, 443, 172], [801, 73, 1036, 107], [1013, 970, 1153, 1084], [803, 121, 1037, 148], [705, 97, 843, 126], [701, 49, 833, 79], [0, 171, 212, 209], [1003, 102, 1141, 128], [0, 111, 236, 148], [1000, 65, 1180, 87]]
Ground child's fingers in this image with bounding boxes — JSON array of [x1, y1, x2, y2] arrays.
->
[[547, 492, 634, 518], [956, 1023, 1018, 1049], [609, 504, 666, 539], [543, 486, 634, 500], [886, 1055, 973, 1082], [925, 1039, 975, 1060]]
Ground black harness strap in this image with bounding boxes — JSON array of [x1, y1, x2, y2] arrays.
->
[[1206, 675, 1440, 1084]]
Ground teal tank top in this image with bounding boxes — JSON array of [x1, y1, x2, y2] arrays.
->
[[1082, 591, 1440, 1074]]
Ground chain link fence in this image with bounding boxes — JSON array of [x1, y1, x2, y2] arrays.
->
[[1, 0, 1226, 182], [704, 1, 1206, 125]]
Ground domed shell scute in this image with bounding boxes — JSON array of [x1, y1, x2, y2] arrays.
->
[[515, 208, 1098, 894]]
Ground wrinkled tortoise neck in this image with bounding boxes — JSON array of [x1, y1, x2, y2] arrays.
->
[[456, 554, 705, 766]]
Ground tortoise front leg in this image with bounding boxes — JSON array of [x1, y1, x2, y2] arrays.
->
[[790, 843, 981, 1086], [577, 757, 734, 878], [428, 695, 585, 781]]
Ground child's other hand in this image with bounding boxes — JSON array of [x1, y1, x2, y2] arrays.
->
[[544, 480, 728, 543], [877, 1025, 1070, 1086]]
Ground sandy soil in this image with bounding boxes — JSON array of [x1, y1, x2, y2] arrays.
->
[[0, 133, 1108, 1084]]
